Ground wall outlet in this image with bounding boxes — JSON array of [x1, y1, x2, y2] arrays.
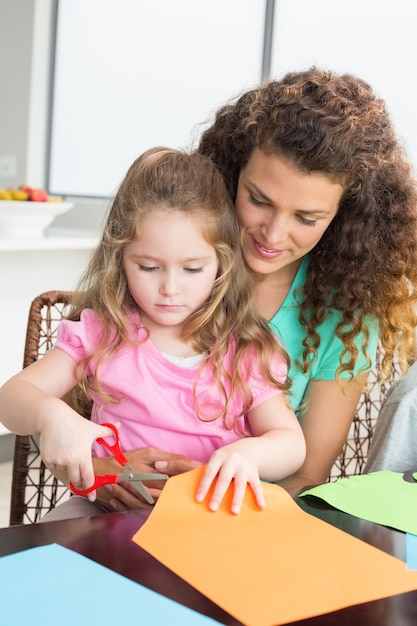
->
[[0, 155, 17, 178]]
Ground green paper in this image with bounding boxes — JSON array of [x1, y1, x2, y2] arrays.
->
[[299, 470, 417, 534]]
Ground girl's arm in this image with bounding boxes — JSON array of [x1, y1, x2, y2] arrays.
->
[[0, 347, 112, 498], [278, 375, 368, 490], [195, 393, 306, 514]]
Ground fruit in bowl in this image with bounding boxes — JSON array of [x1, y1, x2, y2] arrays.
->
[[0, 186, 73, 238], [28, 188, 48, 202], [0, 185, 63, 203]]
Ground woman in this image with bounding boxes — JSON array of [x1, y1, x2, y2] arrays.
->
[[32, 67, 417, 518], [195, 67, 417, 489]]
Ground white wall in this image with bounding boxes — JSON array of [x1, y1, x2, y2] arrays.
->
[[48, 0, 266, 198], [0, 0, 36, 188], [270, 0, 417, 172], [0, 0, 108, 232], [0, 1, 97, 439]]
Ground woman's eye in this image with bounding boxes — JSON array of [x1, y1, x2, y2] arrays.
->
[[248, 193, 265, 207], [298, 216, 317, 227]]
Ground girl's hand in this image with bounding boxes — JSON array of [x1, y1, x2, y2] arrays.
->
[[39, 405, 113, 501], [0, 349, 114, 501], [195, 444, 265, 514]]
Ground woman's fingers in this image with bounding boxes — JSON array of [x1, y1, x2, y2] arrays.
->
[[103, 482, 155, 511]]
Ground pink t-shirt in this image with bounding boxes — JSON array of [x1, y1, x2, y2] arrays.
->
[[55, 309, 287, 463]]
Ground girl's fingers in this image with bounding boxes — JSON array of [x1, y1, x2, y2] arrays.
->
[[86, 490, 97, 502], [207, 465, 237, 511], [195, 461, 222, 503], [78, 460, 97, 500], [195, 455, 263, 514], [249, 478, 266, 510], [230, 475, 248, 514], [67, 467, 82, 489]]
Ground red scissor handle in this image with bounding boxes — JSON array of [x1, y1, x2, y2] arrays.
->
[[70, 422, 127, 495], [95, 422, 128, 467], [71, 473, 120, 494]]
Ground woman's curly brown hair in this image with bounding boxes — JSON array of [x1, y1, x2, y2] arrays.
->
[[198, 67, 417, 379]]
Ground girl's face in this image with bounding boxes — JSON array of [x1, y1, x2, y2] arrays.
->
[[123, 209, 218, 333], [235, 149, 344, 278]]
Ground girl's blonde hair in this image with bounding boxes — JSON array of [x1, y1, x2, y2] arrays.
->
[[69, 147, 290, 430]]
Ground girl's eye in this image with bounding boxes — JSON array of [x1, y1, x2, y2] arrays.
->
[[184, 267, 203, 273], [139, 264, 158, 272]]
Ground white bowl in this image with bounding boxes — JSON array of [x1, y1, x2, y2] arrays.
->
[[0, 201, 74, 238]]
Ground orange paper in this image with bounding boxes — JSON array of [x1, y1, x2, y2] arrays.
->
[[133, 467, 417, 626]]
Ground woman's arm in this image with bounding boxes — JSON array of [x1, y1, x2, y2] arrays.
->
[[278, 375, 368, 490], [195, 393, 306, 514], [92, 450, 202, 511], [0, 348, 112, 496]]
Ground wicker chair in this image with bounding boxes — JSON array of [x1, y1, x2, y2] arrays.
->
[[328, 350, 400, 481], [9, 290, 400, 524], [9, 291, 75, 525]]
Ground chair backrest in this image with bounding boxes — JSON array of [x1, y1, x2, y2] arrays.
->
[[9, 291, 74, 525], [328, 345, 400, 480], [9, 290, 399, 524]]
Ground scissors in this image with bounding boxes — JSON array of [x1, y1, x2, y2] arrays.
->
[[69, 422, 168, 504]]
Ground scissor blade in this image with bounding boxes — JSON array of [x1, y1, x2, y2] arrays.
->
[[118, 468, 168, 482], [118, 468, 167, 504], [130, 481, 155, 505]]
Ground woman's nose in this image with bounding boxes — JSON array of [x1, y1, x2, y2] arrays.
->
[[261, 212, 288, 243]]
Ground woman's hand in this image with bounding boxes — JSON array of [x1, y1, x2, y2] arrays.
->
[[94, 449, 201, 512]]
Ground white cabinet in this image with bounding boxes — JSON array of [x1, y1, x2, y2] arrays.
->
[[0, 235, 97, 434]]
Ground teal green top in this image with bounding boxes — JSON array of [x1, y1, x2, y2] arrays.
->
[[268, 256, 379, 413]]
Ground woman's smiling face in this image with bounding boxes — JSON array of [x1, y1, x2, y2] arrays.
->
[[235, 149, 344, 277]]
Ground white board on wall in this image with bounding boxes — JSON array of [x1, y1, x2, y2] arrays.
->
[[270, 0, 417, 172], [48, 0, 266, 198]]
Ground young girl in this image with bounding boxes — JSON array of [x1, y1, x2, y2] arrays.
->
[[0, 147, 305, 516]]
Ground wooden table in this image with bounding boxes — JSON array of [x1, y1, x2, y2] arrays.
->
[[1, 494, 417, 625]]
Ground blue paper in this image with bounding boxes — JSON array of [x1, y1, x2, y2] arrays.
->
[[406, 533, 417, 570], [0, 543, 220, 625]]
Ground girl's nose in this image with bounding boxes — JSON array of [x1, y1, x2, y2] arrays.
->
[[160, 271, 181, 296]]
